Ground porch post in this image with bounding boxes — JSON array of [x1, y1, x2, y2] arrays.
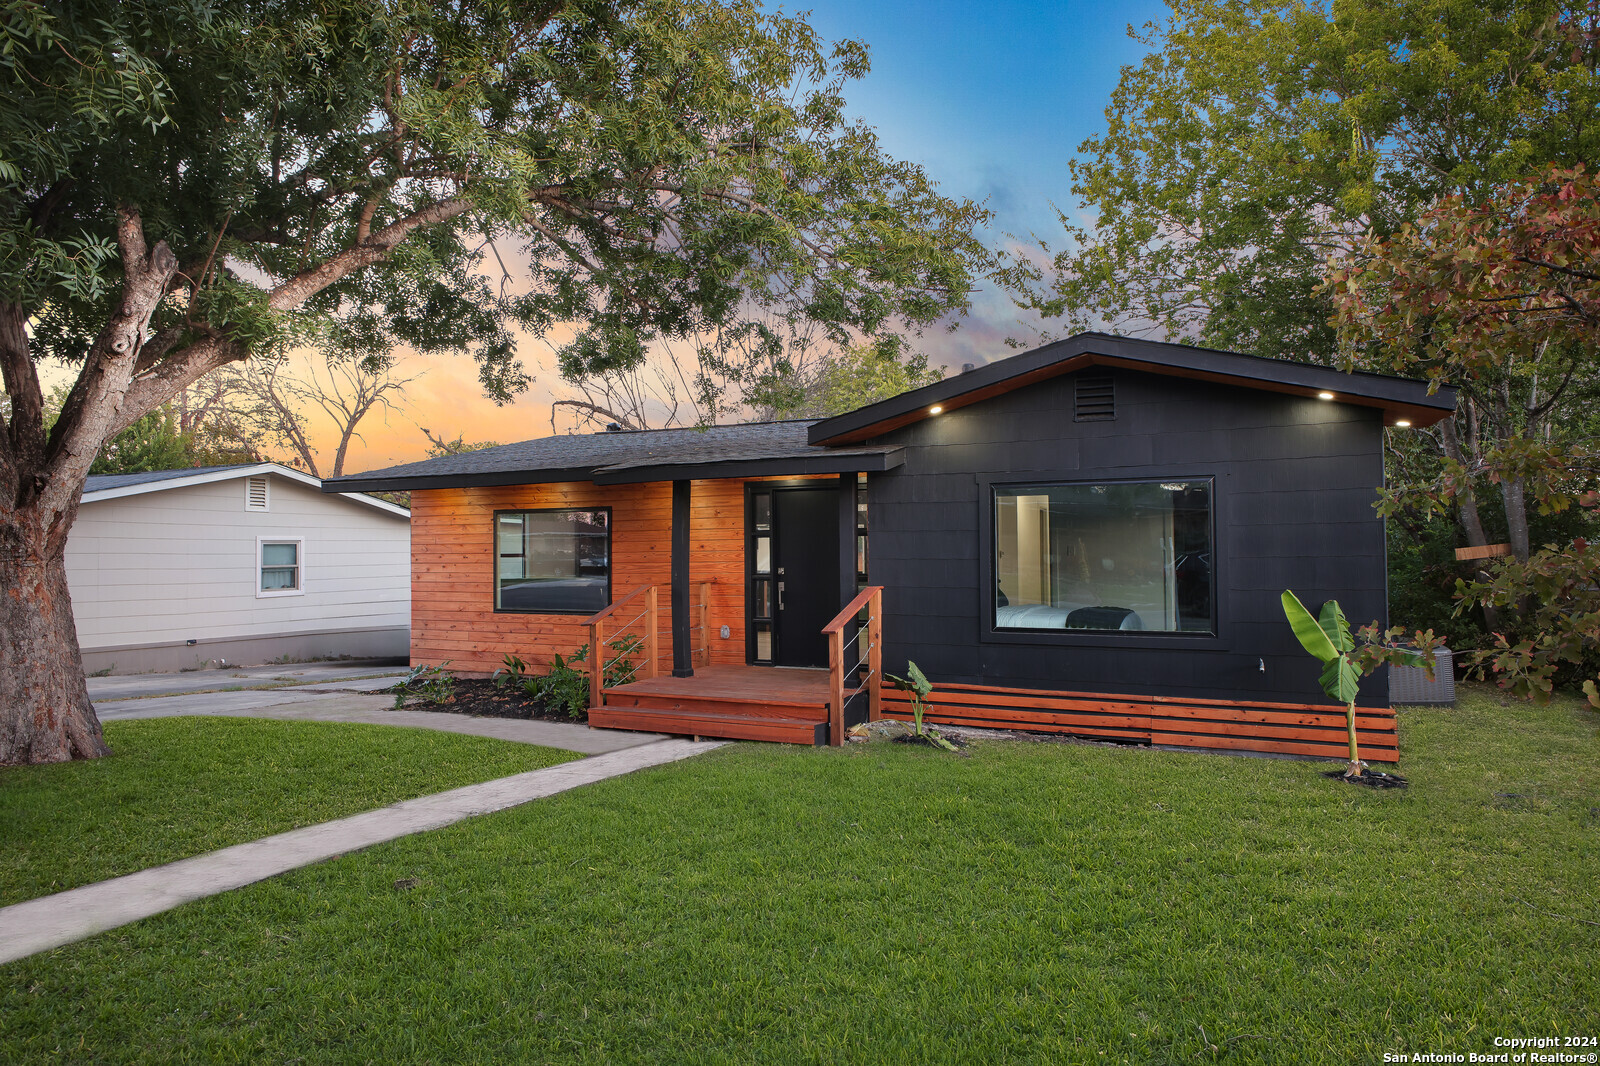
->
[[836, 473, 856, 614], [837, 474, 859, 709], [671, 478, 694, 677]]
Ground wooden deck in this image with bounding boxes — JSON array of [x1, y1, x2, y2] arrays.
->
[[591, 665, 1401, 761], [589, 664, 833, 745]]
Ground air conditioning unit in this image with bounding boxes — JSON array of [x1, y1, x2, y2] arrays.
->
[[1389, 646, 1455, 705]]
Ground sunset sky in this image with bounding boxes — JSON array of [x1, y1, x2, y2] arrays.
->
[[280, 0, 1172, 474]]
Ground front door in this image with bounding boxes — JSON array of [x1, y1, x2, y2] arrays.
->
[[771, 487, 839, 667]]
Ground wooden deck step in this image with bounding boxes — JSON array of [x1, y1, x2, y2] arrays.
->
[[589, 705, 828, 745], [601, 688, 829, 722]]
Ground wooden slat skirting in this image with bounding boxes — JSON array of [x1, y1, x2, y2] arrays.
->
[[879, 682, 1398, 763]]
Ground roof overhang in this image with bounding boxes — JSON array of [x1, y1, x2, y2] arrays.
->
[[807, 333, 1458, 446], [85, 462, 410, 518], [590, 448, 903, 485], [324, 466, 598, 494], [325, 450, 904, 493]]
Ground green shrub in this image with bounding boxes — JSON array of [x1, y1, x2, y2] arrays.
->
[[392, 661, 455, 709], [492, 654, 529, 690], [535, 652, 591, 720]]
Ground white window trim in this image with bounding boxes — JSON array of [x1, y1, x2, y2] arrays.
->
[[257, 536, 306, 598]]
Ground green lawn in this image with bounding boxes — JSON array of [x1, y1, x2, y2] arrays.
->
[[3, 688, 1596, 1064], [0, 717, 579, 906]]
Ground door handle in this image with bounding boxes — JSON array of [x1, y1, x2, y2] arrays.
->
[[777, 581, 785, 611]]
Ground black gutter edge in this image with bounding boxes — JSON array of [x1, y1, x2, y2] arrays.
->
[[590, 449, 904, 485], [320, 466, 597, 493], [321, 450, 905, 493], [807, 332, 1459, 445]]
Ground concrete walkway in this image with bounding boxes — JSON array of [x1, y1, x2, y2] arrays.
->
[[95, 692, 660, 755], [89, 662, 667, 755], [0, 737, 723, 965]]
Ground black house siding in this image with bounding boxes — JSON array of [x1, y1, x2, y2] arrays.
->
[[867, 367, 1390, 708]]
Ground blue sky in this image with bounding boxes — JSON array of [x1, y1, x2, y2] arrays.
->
[[802, 0, 1167, 237], [798, 0, 1171, 365]]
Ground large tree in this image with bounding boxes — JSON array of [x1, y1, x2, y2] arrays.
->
[[217, 353, 417, 477], [1326, 165, 1600, 701], [999, 0, 1600, 362], [0, 0, 989, 764]]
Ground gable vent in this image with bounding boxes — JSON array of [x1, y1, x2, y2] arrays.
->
[[1074, 372, 1116, 422], [245, 475, 270, 512]]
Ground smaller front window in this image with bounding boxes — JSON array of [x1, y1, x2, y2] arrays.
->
[[495, 509, 611, 613], [259, 539, 303, 596]]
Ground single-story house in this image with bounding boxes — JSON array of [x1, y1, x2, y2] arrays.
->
[[68, 463, 411, 674], [324, 333, 1456, 758]]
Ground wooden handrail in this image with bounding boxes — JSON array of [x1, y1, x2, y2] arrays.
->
[[822, 585, 883, 634], [583, 583, 653, 626], [826, 585, 883, 746]]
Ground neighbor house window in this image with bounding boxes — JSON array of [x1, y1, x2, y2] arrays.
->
[[993, 479, 1213, 634], [258, 538, 303, 597], [495, 509, 610, 614]]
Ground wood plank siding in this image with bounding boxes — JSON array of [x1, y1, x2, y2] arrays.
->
[[409, 475, 827, 674], [879, 683, 1399, 763]]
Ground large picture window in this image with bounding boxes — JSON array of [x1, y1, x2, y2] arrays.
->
[[993, 479, 1213, 634], [495, 509, 610, 614]]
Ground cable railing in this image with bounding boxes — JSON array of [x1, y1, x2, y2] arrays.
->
[[583, 584, 659, 709], [582, 581, 717, 708], [822, 585, 884, 747]]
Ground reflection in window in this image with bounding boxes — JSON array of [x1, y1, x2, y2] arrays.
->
[[495, 509, 610, 613], [994, 480, 1213, 634]]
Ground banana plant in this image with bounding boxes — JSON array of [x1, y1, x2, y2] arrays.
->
[[886, 660, 933, 734], [886, 661, 957, 751], [1281, 591, 1386, 778]]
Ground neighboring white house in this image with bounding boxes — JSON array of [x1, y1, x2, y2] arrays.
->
[[66, 463, 410, 674]]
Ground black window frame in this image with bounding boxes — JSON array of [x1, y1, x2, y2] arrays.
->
[[491, 506, 613, 616], [743, 482, 785, 664], [976, 474, 1228, 650]]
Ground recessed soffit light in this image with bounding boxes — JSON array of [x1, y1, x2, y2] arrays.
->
[[1317, 391, 1336, 401], [928, 405, 943, 415]]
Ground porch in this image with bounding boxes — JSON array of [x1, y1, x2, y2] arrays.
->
[[583, 583, 883, 746]]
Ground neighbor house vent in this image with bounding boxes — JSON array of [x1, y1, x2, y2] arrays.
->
[[1074, 373, 1115, 421], [245, 475, 270, 512]]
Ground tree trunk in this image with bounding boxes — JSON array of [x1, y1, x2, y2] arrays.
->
[[1439, 415, 1490, 546], [1439, 410, 1500, 629], [1501, 477, 1531, 563], [0, 510, 109, 764]]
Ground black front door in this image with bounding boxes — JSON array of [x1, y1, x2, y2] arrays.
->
[[773, 487, 839, 667]]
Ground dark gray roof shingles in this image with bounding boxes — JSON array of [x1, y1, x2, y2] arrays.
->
[[326, 420, 895, 486], [84, 465, 260, 493]]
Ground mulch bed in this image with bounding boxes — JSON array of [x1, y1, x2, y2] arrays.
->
[[382, 678, 586, 724], [891, 730, 968, 750], [1324, 768, 1409, 789]]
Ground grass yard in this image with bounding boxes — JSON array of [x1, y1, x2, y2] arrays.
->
[[3, 687, 1596, 1064], [0, 717, 579, 906]]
